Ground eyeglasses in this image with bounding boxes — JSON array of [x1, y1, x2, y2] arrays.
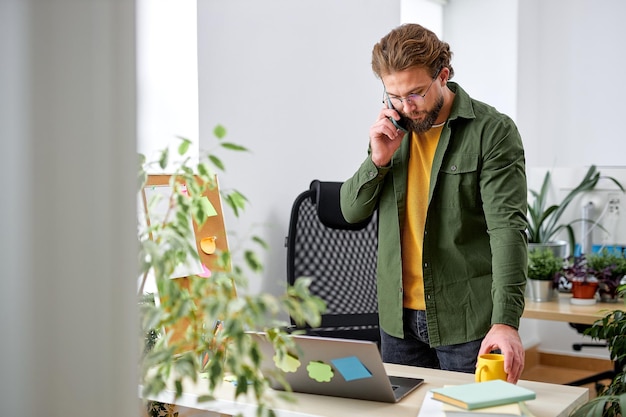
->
[[383, 70, 440, 108]]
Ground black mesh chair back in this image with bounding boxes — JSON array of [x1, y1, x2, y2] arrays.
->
[[286, 180, 380, 344]]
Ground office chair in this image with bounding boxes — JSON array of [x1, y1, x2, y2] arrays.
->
[[285, 180, 380, 345], [566, 322, 617, 393]]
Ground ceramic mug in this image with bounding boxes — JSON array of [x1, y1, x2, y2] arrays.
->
[[475, 353, 507, 382]]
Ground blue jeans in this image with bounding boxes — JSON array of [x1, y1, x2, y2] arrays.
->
[[380, 308, 483, 374]]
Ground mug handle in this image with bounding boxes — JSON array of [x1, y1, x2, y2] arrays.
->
[[475, 364, 485, 382]]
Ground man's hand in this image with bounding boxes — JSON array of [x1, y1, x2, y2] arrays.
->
[[369, 107, 406, 167], [479, 324, 525, 384]]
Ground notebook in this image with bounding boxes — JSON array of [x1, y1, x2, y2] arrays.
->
[[430, 380, 536, 410], [417, 390, 523, 417], [249, 333, 424, 403]]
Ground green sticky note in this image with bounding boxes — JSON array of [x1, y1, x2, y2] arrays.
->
[[273, 352, 301, 373], [200, 196, 218, 218], [306, 361, 333, 382]]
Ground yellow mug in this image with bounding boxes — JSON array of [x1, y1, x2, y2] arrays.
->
[[475, 353, 507, 382]]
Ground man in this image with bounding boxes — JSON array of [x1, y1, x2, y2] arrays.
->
[[340, 24, 528, 383]]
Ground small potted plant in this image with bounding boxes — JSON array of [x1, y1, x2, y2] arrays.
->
[[527, 248, 563, 302], [587, 248, 626, 303], [561, 255, 599, 305]]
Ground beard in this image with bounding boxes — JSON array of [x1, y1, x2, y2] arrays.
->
[[403, 92, 444, 134]]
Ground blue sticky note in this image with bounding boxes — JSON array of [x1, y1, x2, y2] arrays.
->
[[331, 356, 372, 381]]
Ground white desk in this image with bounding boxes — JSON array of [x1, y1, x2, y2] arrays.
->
[[145, 364, 588, 417]]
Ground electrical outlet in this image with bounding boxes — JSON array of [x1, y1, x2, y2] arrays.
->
[[608, 193, 621, 215]]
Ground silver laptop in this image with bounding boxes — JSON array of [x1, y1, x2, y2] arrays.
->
[[250, 333, 424, 403]]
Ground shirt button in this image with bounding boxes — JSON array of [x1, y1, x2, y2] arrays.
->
[[424, 262, 428, 268], [451, 165, 457, 171], [368, 171, 375, 178]]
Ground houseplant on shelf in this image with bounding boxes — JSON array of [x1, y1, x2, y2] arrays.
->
[[587, 248, 626, 303], [527, 165, 624, 257], [527, 247, 563, 302], [138, 125, 325, 417], [561, 255, 599, 305]]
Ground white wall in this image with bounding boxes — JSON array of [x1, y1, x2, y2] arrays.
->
[[197, 0, 403, 296], [402, 0, 445, 37], [518, 0, 626, 168], [443, 0, 518, 122], [0, 1, 138, 415], [137, 0, 199, 169]]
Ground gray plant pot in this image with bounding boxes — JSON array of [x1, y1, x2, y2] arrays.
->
[[529, 241, 568, 258], [527, 279, 556, 302]]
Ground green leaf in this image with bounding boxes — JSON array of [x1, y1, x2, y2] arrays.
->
[[213, 124, 227, 139], [159, 148, 169, 169], [252, 235, 269, 250], [221, 142, 249, 152], [177, 137, 191, 156], [209, 154, 225, 171], [197, 162, 211, 178]]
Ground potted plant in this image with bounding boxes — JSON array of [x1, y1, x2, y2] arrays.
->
[[527, 247, 562, 302], [527, 165, 624, 257], [138, 126, 325, 416], [587, 248, 626, 303], [561, 255, 599, 305], [570, 285, 626, 417]]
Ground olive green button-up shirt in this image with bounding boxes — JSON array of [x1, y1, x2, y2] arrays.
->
[[340, 82, 528, 347]]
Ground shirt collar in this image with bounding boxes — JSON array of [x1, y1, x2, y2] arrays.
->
[[446, 81, 476, 122]]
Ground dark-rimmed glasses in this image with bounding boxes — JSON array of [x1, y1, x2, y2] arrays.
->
[[383, 70, 441, 108]]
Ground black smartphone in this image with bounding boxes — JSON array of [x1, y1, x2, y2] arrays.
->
[[384, 91, 409, 133]]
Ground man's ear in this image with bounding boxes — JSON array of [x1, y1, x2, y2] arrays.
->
[[438, 67, 450, 84]]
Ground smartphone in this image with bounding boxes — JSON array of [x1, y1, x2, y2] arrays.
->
[[384, 91, 409, 133]]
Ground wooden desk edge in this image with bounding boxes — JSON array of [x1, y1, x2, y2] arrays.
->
[[522, 293, 620, 325]]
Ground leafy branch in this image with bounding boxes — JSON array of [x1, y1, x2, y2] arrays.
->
[[137, 125, 325, 416]]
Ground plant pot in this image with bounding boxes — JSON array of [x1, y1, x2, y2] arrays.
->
[[570, 280, 599, 305], [528, 241, 569, 293], [598, 284, 620, 303], [527, 279, 556, 302], [529, 241, 568, 259], [599, 292, 620, 303]]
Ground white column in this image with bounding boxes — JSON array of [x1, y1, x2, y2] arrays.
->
[[136, 0, 199, 170], [0, 1, 138, 415]]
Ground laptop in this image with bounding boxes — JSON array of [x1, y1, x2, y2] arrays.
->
[[249, 333, 424, 403]]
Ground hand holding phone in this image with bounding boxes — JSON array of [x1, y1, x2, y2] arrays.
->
[[384, 90, 409, 133]]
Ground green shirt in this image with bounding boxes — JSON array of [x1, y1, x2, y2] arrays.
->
[[340, 82, 528, 347]]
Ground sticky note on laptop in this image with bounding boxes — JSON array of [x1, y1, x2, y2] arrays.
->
[[331, 356, 372, 381]]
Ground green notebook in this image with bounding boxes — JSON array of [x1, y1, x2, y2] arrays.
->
[[430, 380, 536, 410]]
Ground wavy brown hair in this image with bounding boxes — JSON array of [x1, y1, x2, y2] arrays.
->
[[372, 24, 454, 80]]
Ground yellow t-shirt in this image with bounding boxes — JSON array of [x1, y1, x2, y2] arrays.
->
[[401, 124, 443, 310]]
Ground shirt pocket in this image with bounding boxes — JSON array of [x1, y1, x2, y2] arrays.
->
[[433, 153, 480, 209]]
